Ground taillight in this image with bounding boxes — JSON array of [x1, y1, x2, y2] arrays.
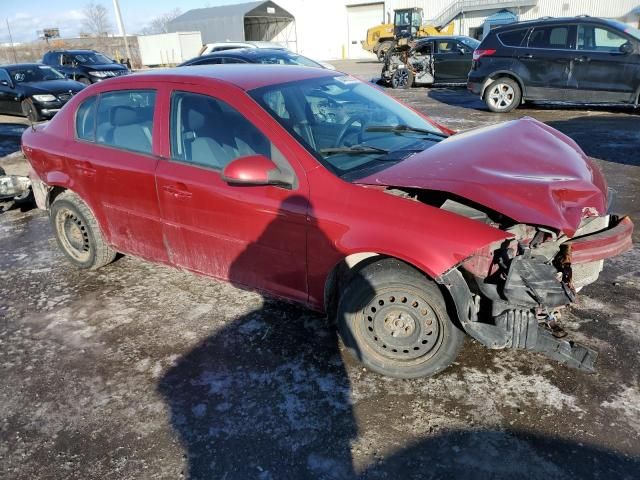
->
[[472, 49, 496, 61]]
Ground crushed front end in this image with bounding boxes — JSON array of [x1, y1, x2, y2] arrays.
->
[[438, 211, 633, 372]]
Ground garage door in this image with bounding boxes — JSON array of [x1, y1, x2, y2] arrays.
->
[[347, 3, 385, 59]]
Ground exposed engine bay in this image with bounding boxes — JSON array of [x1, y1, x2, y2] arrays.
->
[[381, 41, 435, 88], [384, 186, 633, 372]]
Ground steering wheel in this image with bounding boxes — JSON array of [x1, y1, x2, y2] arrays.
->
[[334, 115, 367, 148]]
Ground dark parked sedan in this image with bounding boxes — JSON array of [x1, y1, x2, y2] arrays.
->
[[179, 48, 332, 69], [0, 64, 85, 122]]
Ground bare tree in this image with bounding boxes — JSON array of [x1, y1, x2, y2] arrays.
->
[[142, 8, 182, 35], [82, 2, 112, 37]]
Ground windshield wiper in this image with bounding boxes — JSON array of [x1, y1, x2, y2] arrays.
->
[[366, 124, 448, 138], [320, 145, 389, 155]]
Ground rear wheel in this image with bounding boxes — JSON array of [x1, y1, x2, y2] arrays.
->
[[50, 191, 116, 270], [391, 68, 414, 89], [337, 258, 464, 378], [484, 77, 521, 113]]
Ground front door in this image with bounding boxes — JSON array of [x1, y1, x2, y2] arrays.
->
[[518, 23, 577, 101], [570, 23, 639, 103], [155, 86, 309, 303], [0, 69, 17, 115], [433, 39, 473, 82]]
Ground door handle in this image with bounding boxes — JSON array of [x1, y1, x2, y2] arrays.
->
[[573, 56, 591, 63], [518, 53, 534, 59], [76, 161, 96, 176], [162, 183, 192, 198]]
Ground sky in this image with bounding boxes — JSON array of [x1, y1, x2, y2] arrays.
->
[[0, 0, 245, 43]]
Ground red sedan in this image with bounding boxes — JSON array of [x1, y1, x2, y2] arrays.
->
[[22, 65, 633, 378]]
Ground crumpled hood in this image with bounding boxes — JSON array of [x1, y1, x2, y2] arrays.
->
[[355, 117, 607, 237]]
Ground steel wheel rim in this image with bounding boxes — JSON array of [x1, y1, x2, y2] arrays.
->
[[357, 287, 443, 363], [55, 208, 91, 262], [488, 83, 515, 109]]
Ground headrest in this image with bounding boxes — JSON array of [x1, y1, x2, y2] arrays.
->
[[182, 95, 223, 130], [110, 106, 138, 126]]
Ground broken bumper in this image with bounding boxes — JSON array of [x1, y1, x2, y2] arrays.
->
[[568, 216, 633, 264]]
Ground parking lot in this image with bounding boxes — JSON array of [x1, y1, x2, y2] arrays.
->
[[1, 59, 639, 479]]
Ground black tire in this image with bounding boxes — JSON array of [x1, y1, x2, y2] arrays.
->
[[484, 77, 521, 113], [50, 191, 116, 270], [78, 77, 92, 85], [21, 99, 42, 123], [391, 68, 414, 89], [337, 258, 464, 379]]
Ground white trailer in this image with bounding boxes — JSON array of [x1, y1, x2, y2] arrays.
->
[[137, 31, 203, 66]]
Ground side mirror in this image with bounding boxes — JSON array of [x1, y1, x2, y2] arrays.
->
[[620, 42, 633, 55], [221, 155, 294, 188], [0, 80, 9, 87]]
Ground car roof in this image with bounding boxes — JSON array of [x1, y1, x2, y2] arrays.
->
[[201, 48, 294, 58], [415, 35, 476, 42], [204, 41, 284, 48], [492, 15, 620, 31], [116, 64, 339, 91]]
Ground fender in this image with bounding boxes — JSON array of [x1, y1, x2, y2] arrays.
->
[[306, 168, 511, 309], [480, 69, 526, 99]]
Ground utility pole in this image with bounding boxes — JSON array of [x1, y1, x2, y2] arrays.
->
[[111, 0, 135, 69], [5, 18, 18, 63]]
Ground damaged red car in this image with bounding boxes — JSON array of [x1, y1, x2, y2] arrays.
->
[[22, 65, 633, 378]]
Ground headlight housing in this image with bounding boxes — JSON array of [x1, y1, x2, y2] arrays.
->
[[89, 71, 113, 78], [32, 94, 57, 102]]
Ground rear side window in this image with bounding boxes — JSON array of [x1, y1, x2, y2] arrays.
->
[[498, 29, 529, 47], [528, 25, 573, 49], [578, 25, 629, 52], [94, 90, 156, 154], [170, 91, 273, 170], [75, 96, 97, 141]]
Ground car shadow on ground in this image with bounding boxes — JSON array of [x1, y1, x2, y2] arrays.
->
[[427, 88, 640, 117], [157, 196, 370, 478], [156, 197, 640, 479]]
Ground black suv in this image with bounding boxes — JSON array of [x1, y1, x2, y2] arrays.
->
[[41, 50, 129, 85], [468, 17, 640, 112]]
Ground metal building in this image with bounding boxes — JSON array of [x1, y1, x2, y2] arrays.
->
[[173, 0, 640, 60], [168, 1, 298, 51]]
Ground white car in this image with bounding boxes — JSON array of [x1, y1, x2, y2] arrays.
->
[[199, 41, 286, 56]]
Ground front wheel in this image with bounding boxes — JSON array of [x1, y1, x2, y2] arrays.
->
[[21, 99, 42, 123], [391, 68, 414, 89], [337, 258, 464, 379], [484, 77, 521, 113]]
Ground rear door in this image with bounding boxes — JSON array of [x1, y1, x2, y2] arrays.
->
[[155, 84, 310, 302], [570, 23, 639, 103], [517, 23, 577, 101], [70, 86, 168, 262]]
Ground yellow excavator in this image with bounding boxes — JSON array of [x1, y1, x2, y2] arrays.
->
[[362, 7, 454, 61]]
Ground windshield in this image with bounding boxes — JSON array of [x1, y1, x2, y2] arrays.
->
[[459, 37, 481, 49], [6, 65, 65, 83], [255, 52, 322, 68], [73, 52, 114, 64], [249, 75, 445, 177]]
